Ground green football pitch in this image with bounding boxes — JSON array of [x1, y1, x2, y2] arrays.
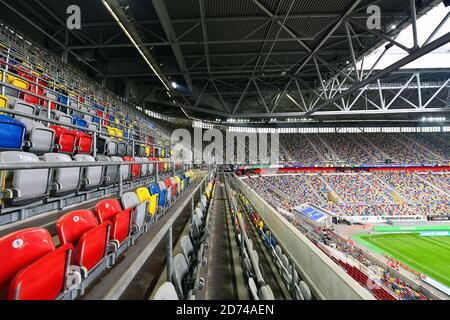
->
[[355, 233, 450, 288]]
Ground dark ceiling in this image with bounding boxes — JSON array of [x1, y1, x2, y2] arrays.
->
[[0, 0, 449, 122]]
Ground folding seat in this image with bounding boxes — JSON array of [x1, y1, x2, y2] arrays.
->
[[139, 157, 149, 177], [0, 151, 49, 206], [111, 156, 129, 181], [165, 178, 177, 199], [74, 154, 102, 190], [0, 95, 8, 108], [0, 115, 26, 150], [121, 192, 148, 232], [0, 228, 73, 300], [180, 235, 194, 263], [12, 101, 55, 154], [56, 209, 111, 272], [172, 253, 190, 299], [5, 74, 28, 96], [50, 112, 77, 154], [96, 155, 118, 185], [117, 141, 127, 157], [97, 127, 117, 156], [153, 282, 179, 300], [174, 176, 183, 194], [43, 153, 80, 196], [158, 181, 172, 206], [123, 156, 139, 180], [136, 187, 158, 216], [72, 116, 88, 129], [248, 278, 259, 300], [94, 199, 132, 246], [169, 177, 179, 197], [126, 143, 134, 157], [148, 158, 155, 176]]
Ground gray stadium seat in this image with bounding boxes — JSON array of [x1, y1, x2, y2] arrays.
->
[[195, 207, 203, 221], [95, 155, 115, 184], [180, 235, 194, 262], [148, 161, 154, 175], [154, 282, 179, 300], [126, 143, 133, 156], [74, 154, 102, 190], [121, 192, 147, 231], [111, 156, 128, 181], [139, 157, 149, 176], [248, 278, 259, 300], [43, 153, 80, 196], [260, 285, 275, 300], [172, 253, 190, 299], [13, 101, 55, 153], [117, 141, 126, 157], [299, 281, 312, 300], [0, 151, 49, 206]]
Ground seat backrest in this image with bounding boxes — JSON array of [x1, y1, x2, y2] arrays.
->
[[148, 183, 161, 196], [0, 151, 49, 201], [172, 253, 189, 299], [13, 101, 35, 115], [0, 228, 55, 298], [195, 207, 204, 221], [121, 192, 140, 209], [76, 221, 111, 271], [248, 278, 259, 300], [95, 198, 123, 223], [43, 153, 80, 192], [0, 115, 26, 150], [56, 209, 98, 245], [74, 154, 102, 187], [136, 187, 151, 203], [180, 236, 194, 261], [8, 243, 73, 300], [153, 282, 179, 300]]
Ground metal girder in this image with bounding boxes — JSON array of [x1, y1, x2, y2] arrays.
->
[[152, 0, 193, 93], [307, 32, 450, 115], [198, 0, 211, 76]]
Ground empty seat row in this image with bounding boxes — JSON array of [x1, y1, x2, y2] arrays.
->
[[0, 169, 194, 300], [241, 194, 312, 301], [0, 151, 182, 209], [154, 176, 216, 300], [0, 95, 162, 158]]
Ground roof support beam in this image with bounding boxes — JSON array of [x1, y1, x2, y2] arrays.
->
[[306, 31, 450, 115], [152, 0, 193, 93]]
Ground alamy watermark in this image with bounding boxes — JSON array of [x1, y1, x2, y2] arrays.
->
[[171, 128, 280, 165], [66, 5, 81, 30]]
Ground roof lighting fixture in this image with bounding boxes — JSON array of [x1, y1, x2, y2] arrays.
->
[[101, 0, 170, 91], [171, 81, 178, 89]]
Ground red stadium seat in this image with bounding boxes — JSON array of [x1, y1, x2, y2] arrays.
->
[[95, 199, 132, 245], [72, 130, 93, 154], [50, 125, 77, 153], [164, 178, 177, 198], [7, 244, 73, 300], [0, 228, 55, 299], [56, 210, 111, 272], [123, 156, 139, 180]]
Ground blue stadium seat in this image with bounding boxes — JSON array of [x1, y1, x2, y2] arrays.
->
[[0, 115, 26, 150], [149, 183, 166, 208]]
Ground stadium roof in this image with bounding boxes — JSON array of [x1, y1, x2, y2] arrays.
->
[[0, 0, 449, 122]]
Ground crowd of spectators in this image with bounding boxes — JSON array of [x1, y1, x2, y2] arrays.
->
[[244, 171, 449, 216], [278, 132, 449, 165]]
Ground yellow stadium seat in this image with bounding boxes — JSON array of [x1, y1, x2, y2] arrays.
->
[[115, 129, 124, 141], [0, 95, 8, 108], [136, 187, 159, 216], [145, 146, 151, 157], [6, 74, 28, 90], [161, 149, 165, 157], [174, 176, 182, 192], [115, 117, 120, 124]]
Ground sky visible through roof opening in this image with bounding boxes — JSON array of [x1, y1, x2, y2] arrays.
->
[[358, 3, 450, 70]]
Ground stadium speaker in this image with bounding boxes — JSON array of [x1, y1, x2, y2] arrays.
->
[[444, 0, 450, 6]]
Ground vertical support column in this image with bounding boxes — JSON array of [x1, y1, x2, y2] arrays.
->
[[93, 130, 97, 157], [63, 29, 69, 63], [155, 161, 159, 183], [167, 224, 173, 282], [118, 164, 123, 197], [191, 195, 195, 222], [410, 0, 419, 50]]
